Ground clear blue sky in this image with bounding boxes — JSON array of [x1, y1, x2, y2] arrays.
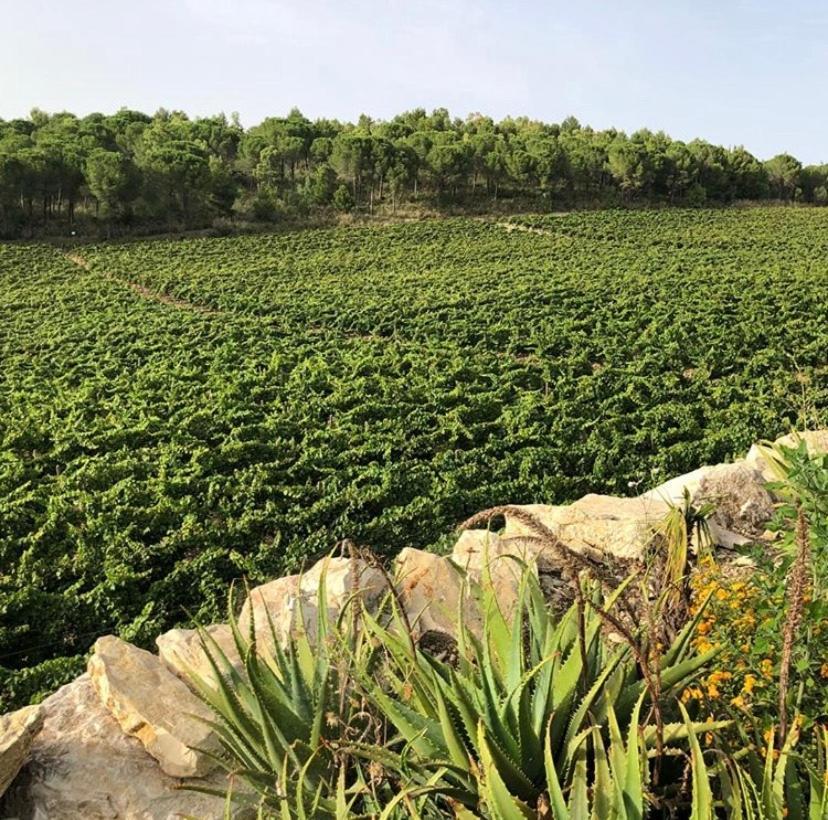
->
[[3, 0, 827, 163]]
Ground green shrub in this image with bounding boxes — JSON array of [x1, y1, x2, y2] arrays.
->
[[332, 184, 354, 213], [191, 558, 725, 817]]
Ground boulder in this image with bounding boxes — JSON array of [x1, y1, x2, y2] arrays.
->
[[502, 495, 670, 561], [237, 573, 301, 647], [451, 529, 526, 619], [746, 429, 828, 482], [641, 465, 716, 507], [88, 635, 219, 778], [694, 462, 775, 546], [298, 555, 388, 622], [238, 557, 388, 648], [0, 675, 233, 819], [156, 623, 241, 690], [642, 461, 774, 547], [395, 548, 474, 637], [0, 704, 43, 799]]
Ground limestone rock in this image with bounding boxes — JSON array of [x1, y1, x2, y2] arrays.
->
[[502, 495, 670, 561], [694, 462, 775, 546], [642, 461, 774, 547], [746, 429, 828, 482], [0, 675, 233, 819], [641, 466, 716, 507], [238, 557, 389, 648], [451, 529, 526, 619], [0, 704, 43, 799], [88, 635, 218, 778], [238, 573, 301, 647], [395, 547, 473, 637], [156, 623, 242, 690]]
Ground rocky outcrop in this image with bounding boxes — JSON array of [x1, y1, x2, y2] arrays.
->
[[695, 463, 775, 547], [641, 465, 715, 507], [238, 556, 388, 647], [0, 704, 43, 799], [157, 622, 241, 688], [1, 427, 823, 814], [501, 494, 670, 561], [644, 461, 774, 548], [88, 635, 219, 778], [0, 675, 231, 819], [395, 547, 471, 637]]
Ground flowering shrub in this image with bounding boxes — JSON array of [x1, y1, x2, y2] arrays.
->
[[684, 442, 828, 758]]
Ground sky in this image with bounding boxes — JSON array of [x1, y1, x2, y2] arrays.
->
[[3, 0, 827, 163]]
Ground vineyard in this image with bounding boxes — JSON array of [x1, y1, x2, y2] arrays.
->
[[2, 207, 828, 709]]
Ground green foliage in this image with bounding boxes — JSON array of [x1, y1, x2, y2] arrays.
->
[[332, 184, 354, 212], [187, 570, 447, 818], [2, 209, 828, 709], [685, 443, 828, 744], [4, 104, 828, 238], [0, 655, 86, 708], [194, 561, 727, 817], [350, 568, 718, 812]]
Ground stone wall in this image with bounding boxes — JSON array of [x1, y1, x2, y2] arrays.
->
[[1, 429, 825, 819]]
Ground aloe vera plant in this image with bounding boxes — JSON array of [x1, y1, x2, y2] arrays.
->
[[715, 720, 828, 820], [349, 557, 722, 815], [185, 568, 446, 818], [187, 554, 746, 818]]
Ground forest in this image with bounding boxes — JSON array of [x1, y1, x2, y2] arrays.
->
[[0, 106, 824, 238]]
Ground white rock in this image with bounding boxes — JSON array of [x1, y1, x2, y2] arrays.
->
[[502, 495, 670, 561], [0, 675, 234, 819], [0, 704, 43, 799], [451, 529, 528, 620], [238, 557, 389, 649], [694, 462, 775, 545], [395, 547, 473, 637], [641, 466, 715, 507], [746, 429, 828, 482], [156, 623, 242, 690], [238, 573, 302, 648], [88, 636, 219, 778]]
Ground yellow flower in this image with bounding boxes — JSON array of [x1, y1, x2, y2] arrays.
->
[[730, 695, 746, 709], [760, 658, 774, 679], [820, 662, 828, 679], [742, 674, 758, 694]]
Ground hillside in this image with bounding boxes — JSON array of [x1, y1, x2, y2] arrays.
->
[[2, 207, 828, 709]]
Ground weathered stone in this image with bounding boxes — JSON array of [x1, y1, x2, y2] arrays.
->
[[88, 635, 218, 778], [642, 461, 774, 547], [0, 704, 43, 799], [746, 430, 828, 482], [238, 557, 389, 648], [395, 547, 474, 637], [451, 529, 526, 620], [0, 675, 234, 819], [641, 465, 716, 507], [156, 623, 241, 690], [298, 555, 389, 621], [694, 462, 775, 546], [238, 573, 302, 647], [502, 495, 670, 561]]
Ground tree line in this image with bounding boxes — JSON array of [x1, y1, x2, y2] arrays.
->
[[0, 106, 824, 237]]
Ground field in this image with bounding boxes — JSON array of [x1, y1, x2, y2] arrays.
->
[[2, 207, 828, 708]]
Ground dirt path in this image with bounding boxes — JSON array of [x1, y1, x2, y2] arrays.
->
[[64, 251, 218, 315], [494, 221, 558, 237]]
